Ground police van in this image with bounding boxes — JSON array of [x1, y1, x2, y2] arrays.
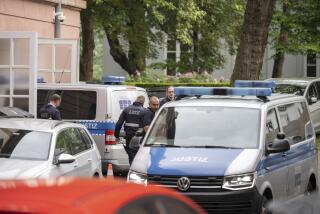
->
[[128, 81, 318, 213], [37, 76, 149, 175]]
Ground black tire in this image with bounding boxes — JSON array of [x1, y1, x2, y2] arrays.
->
[[261, 196, 272, 214], [306, 180, 315, 195]]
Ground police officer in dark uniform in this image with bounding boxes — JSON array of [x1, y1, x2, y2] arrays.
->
[[143, 96, 160, 133], [39, 94, 62, 120], [115, 95, 146, 165], [160, 86, 175, 107]]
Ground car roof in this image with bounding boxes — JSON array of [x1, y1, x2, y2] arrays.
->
[[269, 78, 320, 86], [0, 179, 203, 214], [37, 83, 145, 91], [0, 118, 72, 132], [164, 93, 303, 109]]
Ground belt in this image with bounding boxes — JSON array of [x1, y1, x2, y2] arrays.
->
[[125, 123, 140, 128]]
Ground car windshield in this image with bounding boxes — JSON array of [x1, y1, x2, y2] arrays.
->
[[275, 84, 306, 96], [0, 128, 52, 160], [145, 106, 261, 149]]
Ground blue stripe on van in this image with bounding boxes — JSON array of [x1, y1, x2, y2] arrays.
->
[[78, 121, 115, 135], [256, 139, 317, 176]]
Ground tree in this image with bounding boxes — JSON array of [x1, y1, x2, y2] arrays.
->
[[271, 0, 320, 77], [80, 0, 95, 81], [231, 0, 276, 84]]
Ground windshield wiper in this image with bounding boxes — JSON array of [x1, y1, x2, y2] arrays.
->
[[194, 145, 238, 149]]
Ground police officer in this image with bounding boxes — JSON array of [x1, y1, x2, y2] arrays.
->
[[115, 95, 146, 165], [143, 96, 160, 133], [160, 86, 175, 107], [39, 94, 62, 120]]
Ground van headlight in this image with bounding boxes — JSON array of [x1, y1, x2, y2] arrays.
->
[[127, 171, 147, 186], [222, 173, 256, 190]]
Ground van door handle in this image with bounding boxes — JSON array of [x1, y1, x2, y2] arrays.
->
[[282, 152, 288, 157], [73, 163, 79, 168], [88, 158, 92, 162]]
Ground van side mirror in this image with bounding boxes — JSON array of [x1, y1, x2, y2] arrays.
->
[[308, 96, 317, 105], [129, 136, 142, 150], [57, 153, 76, 164], [267, 133, 290, 154]]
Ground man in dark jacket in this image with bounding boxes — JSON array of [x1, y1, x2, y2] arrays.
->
[[39, 94, 62, 120], [115, 95, 146, 165], [143, 96, 160, 133], [160, 86, 175, 107]]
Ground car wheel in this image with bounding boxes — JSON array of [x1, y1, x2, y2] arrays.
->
[[261, 196, 271, 214]]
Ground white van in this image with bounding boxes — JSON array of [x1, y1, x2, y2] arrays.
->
[[37, 82, 149, 175]]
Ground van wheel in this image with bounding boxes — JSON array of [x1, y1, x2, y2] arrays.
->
[[261, 196, 271, 214], [306, 180, 316, 195]]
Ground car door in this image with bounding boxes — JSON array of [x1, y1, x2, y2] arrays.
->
[[306, 82, 320, 133], [263, 108, 289, 200], [282, 101, 316, 198], [52, 128, 79, 177], [68, 128, 93, 177]]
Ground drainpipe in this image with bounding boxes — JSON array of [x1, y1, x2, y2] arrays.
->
[[54, 0, 62, 38]]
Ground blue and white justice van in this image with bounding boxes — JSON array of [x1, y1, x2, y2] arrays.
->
[[37, 76, 149, 175], [128, 81, 318, 213]]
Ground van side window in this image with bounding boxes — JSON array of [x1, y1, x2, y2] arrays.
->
[[307, 84, 319, 101], [277, 102, 310, 144], [37, 90, 97, 120], [265, 109, 280, 145]]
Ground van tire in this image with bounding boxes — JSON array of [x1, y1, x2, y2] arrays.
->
[[261, 196, 271, 214]]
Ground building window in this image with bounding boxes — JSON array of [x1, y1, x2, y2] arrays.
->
[[166, 39, 177, 75], [306, 53, 317, 77]]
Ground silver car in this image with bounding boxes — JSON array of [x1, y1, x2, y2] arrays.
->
[[270, 78, 320, 133], [0, 119, 102, 179]]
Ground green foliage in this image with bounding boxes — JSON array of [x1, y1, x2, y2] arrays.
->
[[93, 27, 104, 81], [271, 0, 320, 55], [125, 82, 230, 88]]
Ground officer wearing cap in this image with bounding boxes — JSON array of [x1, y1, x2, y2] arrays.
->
[[160, 86, 175, 107], [39, 94, 62, 120], [143, 96, 160, 133], [115, 95, 146, 165]]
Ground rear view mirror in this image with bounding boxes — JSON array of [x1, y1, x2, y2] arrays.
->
[[57, 153, 76, 164], [267, 133, 290, 154]]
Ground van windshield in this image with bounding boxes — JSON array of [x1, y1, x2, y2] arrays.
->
[[144, 106, 260, 149], [111, 90, 148, 122]]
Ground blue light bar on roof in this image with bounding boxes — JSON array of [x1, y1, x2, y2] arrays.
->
[[37, 76, 45, 83], [234, 80, 276, 89], [174, 87, 272, 97], [102, 75, 125, 84]]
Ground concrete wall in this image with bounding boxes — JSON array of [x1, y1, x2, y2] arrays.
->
[[0, 0, 86, 39]]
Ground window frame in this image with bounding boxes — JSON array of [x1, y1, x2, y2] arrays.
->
[[265, 107, 281, 146]]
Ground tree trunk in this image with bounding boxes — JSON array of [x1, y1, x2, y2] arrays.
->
[[80, 0, 95, 81], [104, 28, 137, 76], [230, 0, 276, 85], [272, 3, 289, 78], [192, 30, 200, 73]]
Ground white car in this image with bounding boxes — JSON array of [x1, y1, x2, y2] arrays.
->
[[0, 119, 102, 179]]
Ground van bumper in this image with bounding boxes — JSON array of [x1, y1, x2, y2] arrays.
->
[[184, 187, 263, 214]]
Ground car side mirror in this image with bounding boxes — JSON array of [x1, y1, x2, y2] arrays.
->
[[267, 133, 290, 154], [129, 136, 142, 150], [57, 153, 76, 164], [308, 96, 317, 105]]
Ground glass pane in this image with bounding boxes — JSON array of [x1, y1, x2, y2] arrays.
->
[[54, 72, 71, 83], [13, 98, 29, 111], [38, 71, 52, 83], [167, 40, 176, 51], [14, 38, 29, 65], [307, 53, 316, 65], [0, 39, 10, 65], [55, 45, 71, 71], [13, 69, 29, 95], [0, 98, 10, 107], [0, 68, 10, 95], [38, 44, 52, 70], [307, 66, 316, 77]]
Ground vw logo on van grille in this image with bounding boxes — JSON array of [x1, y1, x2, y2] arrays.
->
[[177, 177, 191, 191]]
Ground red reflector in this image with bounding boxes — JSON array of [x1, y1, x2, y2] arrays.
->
[[105, 130, 116, 145]]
